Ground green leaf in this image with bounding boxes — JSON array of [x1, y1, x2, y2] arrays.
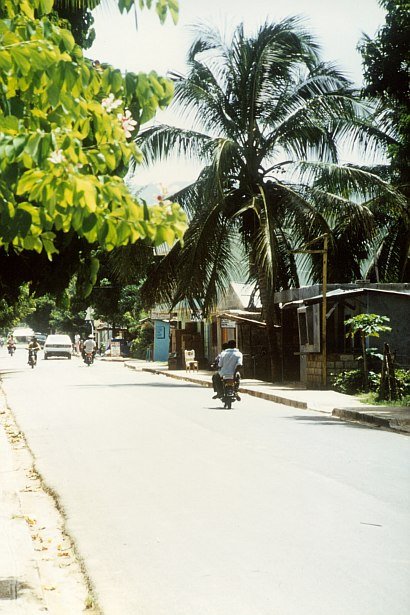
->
[[59, 29, 75, 52], [116, 221, 131, 244], [12, 135, 27, 156], [0, 50, 12, 71], [14, 209, 32, 236], [89, 257, 100, 283], [0, 116, 19, 134], [47, 82, 60, 107], [11, 47, 31, 75], [83, 213, 97, 232], [25, 134, 42, 162], [16, 170, 41, 196], [111, 70, 123, 94], [39, 0, 54, 15], [75, 177, 97, 211]]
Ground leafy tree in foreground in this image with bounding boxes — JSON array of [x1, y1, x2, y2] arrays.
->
[[137, 19, 399, 378], [0, 0, 186, 280]]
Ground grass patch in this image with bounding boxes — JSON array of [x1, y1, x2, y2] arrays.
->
[[358, 392, 410, 407]]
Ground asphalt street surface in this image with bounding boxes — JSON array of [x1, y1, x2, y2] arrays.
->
[[1, 348, 409, 615]]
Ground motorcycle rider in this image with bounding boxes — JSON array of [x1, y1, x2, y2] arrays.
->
[[212, 339, 243, 400], [211, 342, 228, 396], [27, 336, 41, 365], [6, 334, 16, 355], [84, 334, 97, 362]]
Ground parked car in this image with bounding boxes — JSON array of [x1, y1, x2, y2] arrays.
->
[[43, 334, 73, 360]]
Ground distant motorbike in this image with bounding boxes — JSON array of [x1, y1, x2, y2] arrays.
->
[[7, 344, 15, 356], [84, 351, 94, 366], [221, 373, 241, 409], [28, 348, 38, 369]]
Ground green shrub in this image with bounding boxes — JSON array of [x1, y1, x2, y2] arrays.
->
[[332, 368, 410, 400], [332, 369, 380, 395], [129, 327, 154, 359], [392, 369, 410, 397]]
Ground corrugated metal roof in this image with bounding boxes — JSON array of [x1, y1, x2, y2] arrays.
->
[[304, 287, 410, 305], [281, 287, 410, 309]]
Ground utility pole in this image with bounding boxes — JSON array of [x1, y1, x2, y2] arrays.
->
[[291, 234, 329, 388], [321, 235, 328, 388], [85, 306, 95, 337]]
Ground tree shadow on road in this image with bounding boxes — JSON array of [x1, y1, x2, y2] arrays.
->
[[68, 382, 198, 389], [289, 415, 373, 431]]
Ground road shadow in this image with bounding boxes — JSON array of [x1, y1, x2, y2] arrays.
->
[[289, 415, 371, 431], [0, 369, 23, 376], [69, 382, 197, 389], [205, 406, 236, 411]]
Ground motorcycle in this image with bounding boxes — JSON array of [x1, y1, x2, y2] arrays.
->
[[28, 348, 38, 368], [221, 373, 241, 409], [7, 344, 15, 356], [84, 351, 94, 366]]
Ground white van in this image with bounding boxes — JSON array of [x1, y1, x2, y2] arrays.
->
[[12, 327, 35, 347]]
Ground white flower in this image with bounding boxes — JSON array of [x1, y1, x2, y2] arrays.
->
[[117, 109, 137, 138], [101, 93, 122, 113], [48, 149, 66, 164]]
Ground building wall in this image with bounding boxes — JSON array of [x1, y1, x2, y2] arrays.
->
[[368, 294, 410, 368], [306, 353, 360, 388], [153, 320, 170, 362]]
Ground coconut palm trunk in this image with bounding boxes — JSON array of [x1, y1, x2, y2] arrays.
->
[[256, 270, 281, 381]]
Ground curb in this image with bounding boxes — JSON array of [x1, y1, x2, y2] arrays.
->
[[332, 407, 410, 434]]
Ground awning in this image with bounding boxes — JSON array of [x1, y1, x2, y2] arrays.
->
[[217, 311, 280, 328]]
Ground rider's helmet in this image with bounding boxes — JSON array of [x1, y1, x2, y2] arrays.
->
[[88, 334, 95, 339]]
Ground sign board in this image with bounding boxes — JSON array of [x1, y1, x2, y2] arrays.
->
[[221, 319, 237, 329], [111, 341, 121, 357], [150, 311, 170, 320]]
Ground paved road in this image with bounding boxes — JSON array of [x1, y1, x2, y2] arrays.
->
[[1, 349, 409, 615]]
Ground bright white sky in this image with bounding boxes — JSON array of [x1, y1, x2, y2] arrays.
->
[[90, 0, 385, 189]]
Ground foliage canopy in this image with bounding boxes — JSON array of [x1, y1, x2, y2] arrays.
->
[[0, 0, 186, 263]]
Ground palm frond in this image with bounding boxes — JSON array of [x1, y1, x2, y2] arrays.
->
[[135, 16, 407, 316], [296, 161, 406, 203], [135, 124, 211, 170]]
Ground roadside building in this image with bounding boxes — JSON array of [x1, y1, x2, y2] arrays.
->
[[278, 283, 410, 387]]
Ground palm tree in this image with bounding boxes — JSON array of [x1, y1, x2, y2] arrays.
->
[[136, 18, 402, 379]]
